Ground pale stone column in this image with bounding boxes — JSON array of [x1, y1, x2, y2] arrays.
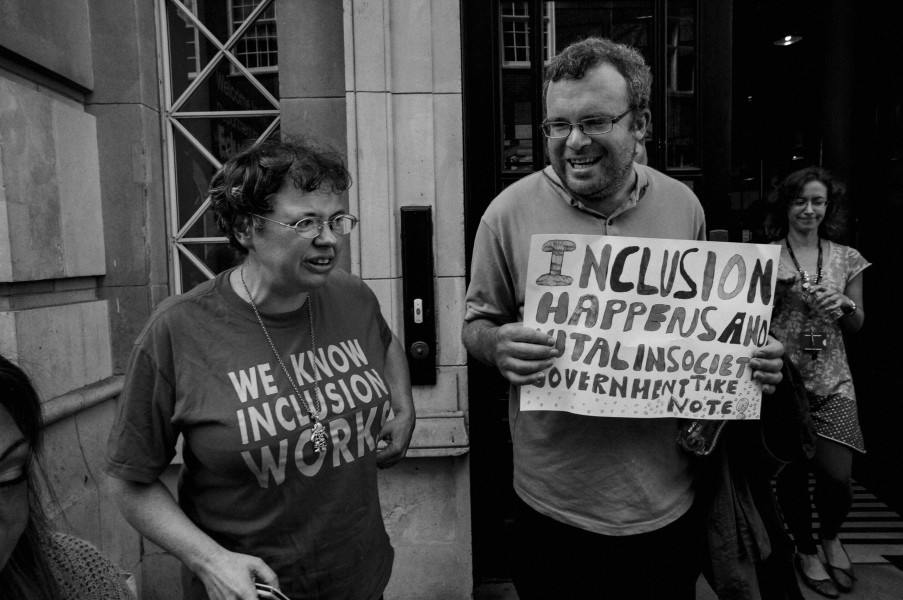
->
[[344, 1, 473, 598]]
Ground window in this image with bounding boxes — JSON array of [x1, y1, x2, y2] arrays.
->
[[500, 2, 555, 172], [500, 2, 553, 67], [665, 0, 698, 169], [231, 0, 278, 73], [501, 2, 531, 66], [159, 0, 281, 293], [180, 0, 203, 78]]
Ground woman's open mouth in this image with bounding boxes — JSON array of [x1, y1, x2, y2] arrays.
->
[[305, 256, 334, 272]]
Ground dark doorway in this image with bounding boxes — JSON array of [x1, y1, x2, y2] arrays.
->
[[730, 0, 903, 516], [843, 2, 903, 516]]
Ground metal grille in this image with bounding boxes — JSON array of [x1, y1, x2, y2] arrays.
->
[[158, 0, 281, 293]]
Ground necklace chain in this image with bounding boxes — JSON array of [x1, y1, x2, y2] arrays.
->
[[239, 266, 327, 453], [785, 237, 823, 289]]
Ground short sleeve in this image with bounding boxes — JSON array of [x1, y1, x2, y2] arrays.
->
[[844, 246, 871, 283], [464, 218, 519, 324], [367, 284, 393, 350], [105, 322, 179, 483], [341, 272, 393, 351]]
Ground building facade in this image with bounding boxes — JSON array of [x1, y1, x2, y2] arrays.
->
[[2, 1, 470, 597], [3, 1, 902, 598]]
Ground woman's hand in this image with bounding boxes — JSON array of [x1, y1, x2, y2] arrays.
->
[[809, 284, 850, 318], [109, 478, 280, 600], [378, 334, 416, 469], [809, 281, 865, 335], [196, 547, 280, 600], [377, 409, 415, 469]]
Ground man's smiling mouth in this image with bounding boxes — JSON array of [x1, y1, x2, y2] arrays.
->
[[567, 156, 602, 170]]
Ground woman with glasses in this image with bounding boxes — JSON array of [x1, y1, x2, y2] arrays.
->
[[106, 136, 415, 600], [1, 354, 136, 599], [766, 166, 868, 599]]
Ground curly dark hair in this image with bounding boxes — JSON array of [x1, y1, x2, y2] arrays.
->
[[209, 136, 352, 253], [765, 166, 850, 241], [543, 36, 652, 125], [0, 355, 61, 599]]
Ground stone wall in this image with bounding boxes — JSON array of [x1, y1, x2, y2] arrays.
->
[[1, 0, 164, 593], [341, 2, 471, 597], [1, 1, 472, 598]]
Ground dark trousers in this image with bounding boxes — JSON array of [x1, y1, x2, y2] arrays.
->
[[512, 496, 704, 600], [775, 437, 853, 555], [750, 478, 805, 600]]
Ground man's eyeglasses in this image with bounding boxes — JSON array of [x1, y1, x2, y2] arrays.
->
[[540, 108, 634, 138], [790, 198, 828, 208], [251, 213, 359, 238]]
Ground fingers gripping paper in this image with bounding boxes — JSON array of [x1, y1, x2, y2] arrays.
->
[[521, 235, 780, 420]]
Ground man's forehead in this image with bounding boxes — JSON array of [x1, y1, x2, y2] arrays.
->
[[545, 63, 630, 112]]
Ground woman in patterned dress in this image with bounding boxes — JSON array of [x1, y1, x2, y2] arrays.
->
[[767, 166, 869, 598]]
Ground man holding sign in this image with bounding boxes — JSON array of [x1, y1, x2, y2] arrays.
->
[[463, 37, 785, 599]]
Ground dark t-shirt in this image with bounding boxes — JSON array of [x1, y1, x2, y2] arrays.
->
[[106, 268, 394, 599]]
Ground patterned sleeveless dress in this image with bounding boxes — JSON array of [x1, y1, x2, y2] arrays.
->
[[770, 240, 870, 453]]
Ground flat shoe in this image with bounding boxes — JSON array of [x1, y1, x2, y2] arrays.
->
[[824, 542, 856, 592], [825, 562, 856, 592], [794, 554, 839, 599]]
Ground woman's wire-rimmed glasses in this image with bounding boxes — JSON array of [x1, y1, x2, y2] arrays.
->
[[790, 198, 828, 209], [540, 108, 634, 138], [250, 213, 359, 238]]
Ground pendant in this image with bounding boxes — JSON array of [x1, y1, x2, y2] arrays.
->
[[798, 328, 827, 359], [800, 271, 811, 291], [311, 421, 328, 453], [800, 271, 816, 305]]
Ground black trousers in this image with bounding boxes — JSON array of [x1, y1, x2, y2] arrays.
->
[[512, 496, 705, 600], [775, 437, 854, 555]]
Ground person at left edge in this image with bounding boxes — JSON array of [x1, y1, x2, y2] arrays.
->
[[1, 354, 136, 600], [105, 136, 415, 600]]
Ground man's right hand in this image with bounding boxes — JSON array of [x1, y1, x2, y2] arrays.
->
[[490, 323, 559, 386]]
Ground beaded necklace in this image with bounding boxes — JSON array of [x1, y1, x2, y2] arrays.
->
[[240, 266, 328, 453], [785, 237, 823, 293], [784, 238, 829, 358]]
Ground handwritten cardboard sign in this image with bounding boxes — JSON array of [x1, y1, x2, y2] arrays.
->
[[521, 235, 780, 420]]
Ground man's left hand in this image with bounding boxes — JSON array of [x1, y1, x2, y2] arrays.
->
[[750, 335, 784, 395]]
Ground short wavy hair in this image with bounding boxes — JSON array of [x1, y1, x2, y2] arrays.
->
[[543, 36, 652, 124], [765, 166, 850, 241], [209, 136, 351, 253]]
